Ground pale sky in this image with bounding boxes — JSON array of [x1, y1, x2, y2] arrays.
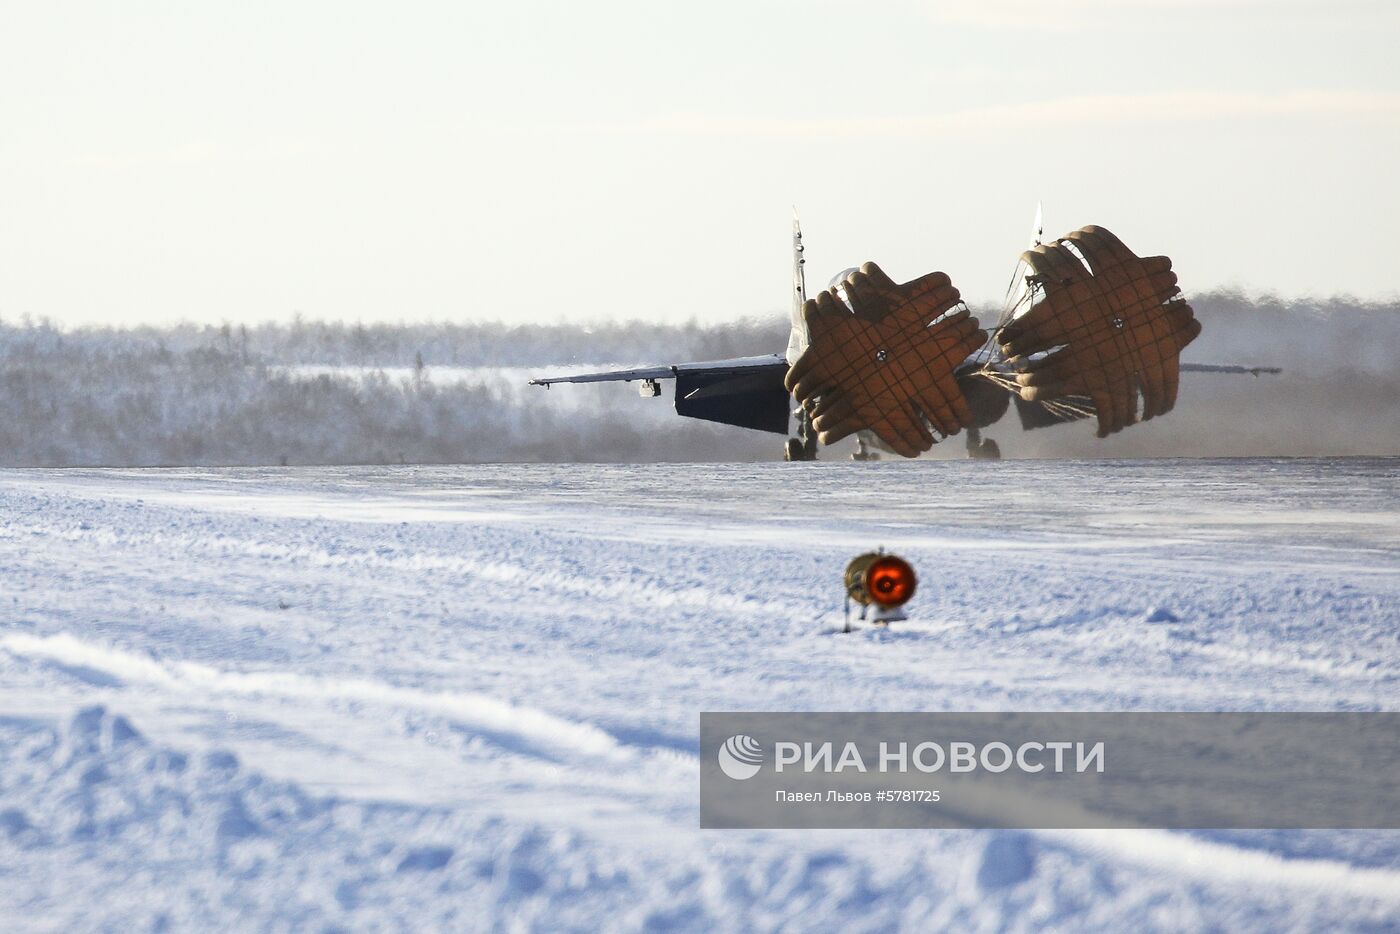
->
[[2, 0, 1398, 327]]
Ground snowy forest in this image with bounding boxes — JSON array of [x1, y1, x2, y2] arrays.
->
[[0, 293, 1396, 466]]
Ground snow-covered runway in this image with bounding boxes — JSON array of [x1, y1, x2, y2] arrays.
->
[[1, 459, 1397, 931]]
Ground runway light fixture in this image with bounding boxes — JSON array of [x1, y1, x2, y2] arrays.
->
[[843, 551, 917, 631]]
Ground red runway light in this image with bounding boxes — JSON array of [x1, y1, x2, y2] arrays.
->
[[844, 552, 917, 610], [866, 556, 916, 607]]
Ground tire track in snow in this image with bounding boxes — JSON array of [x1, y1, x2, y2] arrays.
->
[[5, 506, 805, 623], [0, 632, 642, 766], [1043, 829, 1400, 905], [6, 637, 1400, 908]]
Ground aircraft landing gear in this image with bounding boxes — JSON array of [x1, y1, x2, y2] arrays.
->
[[851, 437, 880, 461], [965, 426, 1002, 460], [785, 409, 819, 461]]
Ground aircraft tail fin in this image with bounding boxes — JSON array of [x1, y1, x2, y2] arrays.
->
[[786, 210, 809, 366], [998, 201, 1045, 325]]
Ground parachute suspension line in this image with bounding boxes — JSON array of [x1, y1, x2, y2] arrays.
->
[[1041, 396, 1095, 420], [992, 273, 1040, 337], [933, 298, 973, 329], [975, 275, 1041, 386], [998, 262, 1024, 322]]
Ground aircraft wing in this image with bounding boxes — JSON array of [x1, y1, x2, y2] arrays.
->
[[528, 354, 793, 435], [1180, 363, 1282, 376], [528, 354, 788, 387]]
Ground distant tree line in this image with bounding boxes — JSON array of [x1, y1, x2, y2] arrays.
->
[[0, 315, 791, 368], [0, 292, 1395, 466]]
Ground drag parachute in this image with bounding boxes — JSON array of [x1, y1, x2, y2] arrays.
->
[[784, 262, 987, 458], [980, 225, 1202, 437], [784, 226, 1201, 454]]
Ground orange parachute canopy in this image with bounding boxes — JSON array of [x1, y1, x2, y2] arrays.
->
[[784, 262, 987, 458], [995, 226, 1201, 437]]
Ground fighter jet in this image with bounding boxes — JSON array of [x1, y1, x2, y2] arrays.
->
[[528, 210, 1277, 460]]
